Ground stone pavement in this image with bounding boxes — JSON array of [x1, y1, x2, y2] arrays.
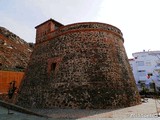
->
[[0, 106, 47, 120], [33, 98, 160, 119], [1, 98, 160, 120]]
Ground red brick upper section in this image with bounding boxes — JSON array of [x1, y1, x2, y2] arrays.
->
[[35, 19, 123, 45], [35, 19, 64, 44]]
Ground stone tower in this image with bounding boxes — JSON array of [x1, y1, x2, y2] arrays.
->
[[16, 19, 141, 109]]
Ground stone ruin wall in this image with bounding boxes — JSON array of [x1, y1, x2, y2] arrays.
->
[[16, 22, 141, 109]]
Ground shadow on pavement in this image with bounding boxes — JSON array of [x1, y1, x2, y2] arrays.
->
[[32, 108, 118, 119]]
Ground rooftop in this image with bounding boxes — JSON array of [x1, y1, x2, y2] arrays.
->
[[133, 50, 160, 55], [35, 18, 64, 29]]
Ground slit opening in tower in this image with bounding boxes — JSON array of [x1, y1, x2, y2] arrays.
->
[[51, 63, 57, 73]]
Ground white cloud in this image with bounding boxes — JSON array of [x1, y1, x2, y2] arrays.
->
[[0, 0, 160, 57]]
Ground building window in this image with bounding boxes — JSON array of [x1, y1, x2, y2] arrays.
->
[[154, 69, 160, 74], [141, 55, 146, 57], [156, 60, 160, 67], [157, 63, 160, 66], [137, 61, 144, 66], [146, 62, 151, 66], [47, 57, 62, 77], [138, 70, 146, 76]]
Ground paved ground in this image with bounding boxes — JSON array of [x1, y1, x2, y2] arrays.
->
[[1, 98, 160, 120], [0, 106, 48, 120]]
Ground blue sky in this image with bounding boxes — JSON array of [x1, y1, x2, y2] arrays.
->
[[0, 0, 160, 58]]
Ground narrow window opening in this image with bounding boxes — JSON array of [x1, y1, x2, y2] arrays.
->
[[51, 63, 57, 72]]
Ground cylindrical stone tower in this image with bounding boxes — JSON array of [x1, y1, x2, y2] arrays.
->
[[16, 19, 141, 109]]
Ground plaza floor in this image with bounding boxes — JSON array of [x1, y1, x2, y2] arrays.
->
[[1, 98, 160, 120]]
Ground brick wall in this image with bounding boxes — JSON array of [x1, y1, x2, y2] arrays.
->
[[16, 22, 141, 109]]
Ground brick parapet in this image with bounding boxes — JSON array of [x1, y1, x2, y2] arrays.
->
[[36, 22, 123, 45]]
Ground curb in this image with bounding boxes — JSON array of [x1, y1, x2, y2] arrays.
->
[[0, 100, 50, 118]]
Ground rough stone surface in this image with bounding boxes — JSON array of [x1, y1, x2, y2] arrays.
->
[[0, 27, 33, 71], [16, 21, 141, 109]]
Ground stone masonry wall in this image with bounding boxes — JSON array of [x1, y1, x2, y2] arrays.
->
[[16, 22, 141, 109]]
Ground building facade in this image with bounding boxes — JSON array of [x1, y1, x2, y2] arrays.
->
[[129, 50, 160, 91], [16, 19, 140, 109]]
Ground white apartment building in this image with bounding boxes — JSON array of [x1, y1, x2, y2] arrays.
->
[[129, 50, 160, 91]]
